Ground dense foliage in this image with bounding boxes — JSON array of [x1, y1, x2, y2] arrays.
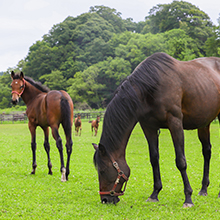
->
[[2, 1, 220, 109]]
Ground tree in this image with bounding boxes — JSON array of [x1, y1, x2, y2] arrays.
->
[[67, 67, 105, 108], [0, 73, 13, 108], [89, 6, 127, 33], [39, 70, 67, 91], [164, 29, 201, 60], [146, 1, 213, 55], [23, 41, 60, 79], [204, 15, 220, 57]]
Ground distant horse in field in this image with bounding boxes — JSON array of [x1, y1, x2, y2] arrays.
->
[[75, 114, 82, 136], [11, 71, 73, 182], [91, 116, 100, 136], [93, 52, 220, 207]]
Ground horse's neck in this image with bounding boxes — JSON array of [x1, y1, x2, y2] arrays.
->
[[21, 82, 43, 105]]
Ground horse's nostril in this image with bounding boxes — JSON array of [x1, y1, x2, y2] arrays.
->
[[12, 99, 18, 105], [102, 198, 108, 204]]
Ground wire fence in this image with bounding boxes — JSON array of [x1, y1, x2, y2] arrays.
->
[[0, 111, 105, 124]]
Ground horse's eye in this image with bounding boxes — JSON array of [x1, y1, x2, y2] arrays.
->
[[100, 170, 105, 175], [20, 85, 24, 89]]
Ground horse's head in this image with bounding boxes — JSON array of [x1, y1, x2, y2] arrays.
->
[[10, 71, 25, 105], [92, 143, 130, 204]]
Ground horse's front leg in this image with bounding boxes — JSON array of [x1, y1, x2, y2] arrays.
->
[[168, 113, 193, 207], [29, 123, 37, 174], [197, 125, 211, 196], [141, 125, 162, 202], [43, 127, 53, 175], [51, 125, 66, 182]]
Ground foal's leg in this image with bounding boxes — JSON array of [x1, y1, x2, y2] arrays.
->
[[142, 126, 162, 202], [197, 125, 211, 196], [79, 126, 82, 136], [168, 114, 193, 207], [29, 123, 37, 174], [43, 127, 53, 175], [51, 125, 66, 182]]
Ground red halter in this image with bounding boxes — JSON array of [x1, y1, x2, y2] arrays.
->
[[11, 79, 25, 97], [99, 160, 129, 197]]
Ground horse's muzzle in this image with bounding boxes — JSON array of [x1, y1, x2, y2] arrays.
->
[[11, 98, 18, 105], [101, 195, 120, 204]]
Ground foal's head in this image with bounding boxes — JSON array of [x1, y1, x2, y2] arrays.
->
[[10, 71, 25, 105]]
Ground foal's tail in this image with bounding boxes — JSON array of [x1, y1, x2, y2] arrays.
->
[[60, 96, 72, 139]]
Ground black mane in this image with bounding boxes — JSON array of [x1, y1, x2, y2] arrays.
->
[[12, 73, 50, 93], [24, 76, 50, 93], [96, 53, 174, 160]]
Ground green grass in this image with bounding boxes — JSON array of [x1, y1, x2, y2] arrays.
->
[[0, 121, 220, 219]]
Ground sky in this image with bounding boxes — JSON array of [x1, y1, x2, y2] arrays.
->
[[0, 0, 219, 72]]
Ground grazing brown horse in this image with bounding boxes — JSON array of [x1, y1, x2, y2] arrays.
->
[[93, 52, 220, 207], [74, 114, 82, 136], [11, 71, 73, 182], [91, 116, 100, 136]]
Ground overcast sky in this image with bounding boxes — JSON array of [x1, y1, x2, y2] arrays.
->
[[0, 0, 219, 72]]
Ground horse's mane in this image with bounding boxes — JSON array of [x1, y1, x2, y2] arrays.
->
[[95, 53, 174, 164], [24, 76, 50, 93]]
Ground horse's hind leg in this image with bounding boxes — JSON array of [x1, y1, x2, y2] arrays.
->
[[197, 125, 211, 196], [141, 125, 162, 202], [43, 127, 52, 175], [65, 135, 73, 180], [51, 125, 66, 182]]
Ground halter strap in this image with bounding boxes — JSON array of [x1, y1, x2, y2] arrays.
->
[[99, 160, 129, 197], [11, 79, 25, 97]]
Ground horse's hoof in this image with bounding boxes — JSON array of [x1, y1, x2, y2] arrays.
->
[[61, 178, 66, 182], [198, 191, 207, 196], [183, 203, 194, 208], [146, 197, 159, 202]]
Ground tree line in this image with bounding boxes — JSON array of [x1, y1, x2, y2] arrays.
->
[[1, 1, 220, 109]]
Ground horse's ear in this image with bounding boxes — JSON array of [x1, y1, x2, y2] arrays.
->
[[20, 72, 24, 79], [92, 143, 106, 155], [11, 71, 15, 79], [92, 143, 98, 150]]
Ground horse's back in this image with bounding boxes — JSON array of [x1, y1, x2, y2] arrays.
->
[[179, 57, 220, 128], [141, 56, 220, 130]]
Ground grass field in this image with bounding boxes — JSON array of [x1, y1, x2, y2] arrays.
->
[[0, 120, 220, 219]]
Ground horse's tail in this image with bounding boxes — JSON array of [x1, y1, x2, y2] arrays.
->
[[60, 96, 72, 139]]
